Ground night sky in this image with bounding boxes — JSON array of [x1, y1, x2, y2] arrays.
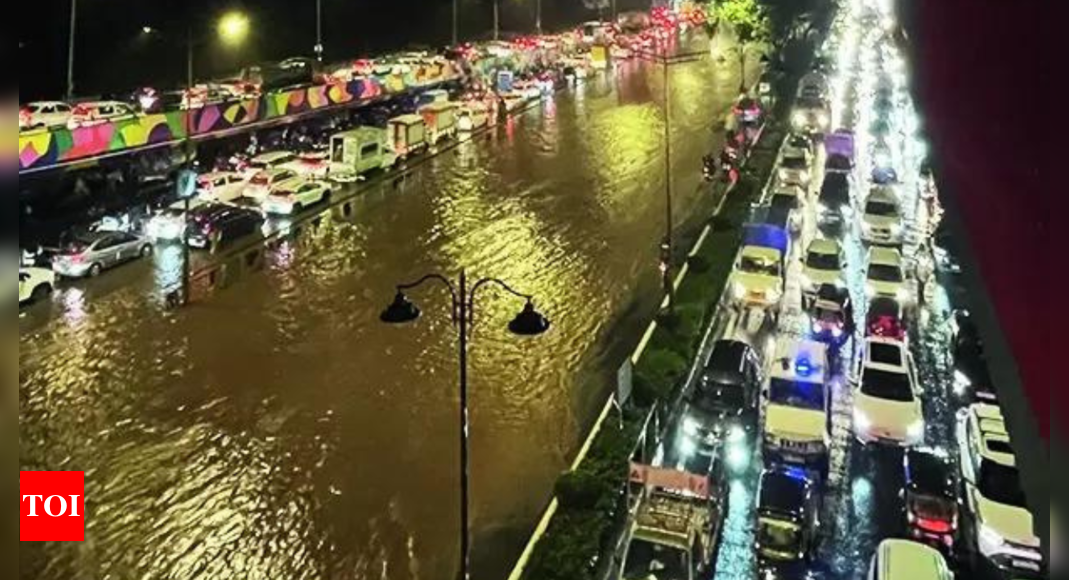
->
[[21, 0, 649, 100]]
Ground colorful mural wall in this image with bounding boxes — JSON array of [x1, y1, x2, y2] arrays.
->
[[19, 64, 458, 173]]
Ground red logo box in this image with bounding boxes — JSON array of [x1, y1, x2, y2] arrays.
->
[[20, 471, 85, 542]]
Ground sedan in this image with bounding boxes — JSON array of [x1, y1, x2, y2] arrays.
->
[[52, 231, 153, 278], [261, 177, 332, 215]]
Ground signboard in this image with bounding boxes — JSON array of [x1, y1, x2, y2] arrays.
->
[[617, 359, 634, 406], [629, 463, 710, 499], [590, 45, 609, 69], [176, 169, 198, 199], [496, 70, 514, 94]]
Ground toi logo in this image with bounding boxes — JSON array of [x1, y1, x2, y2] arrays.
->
[[20, 471, 85, 542]]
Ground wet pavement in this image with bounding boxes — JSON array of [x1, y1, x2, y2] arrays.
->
[[19, 43, 753, 580]]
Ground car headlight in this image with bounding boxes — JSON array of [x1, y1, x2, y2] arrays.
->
[[865, 282, 877, 297], [818, 113, 829, 127], [678, 437, 698, 458], [800, 170, 810, 181], [683, 417, 700, 436], [978, 523, 1006, 556], [895, 287, 910, 302], [907, 420, 924, 441], [792, 112, 806, 126], [732, 282, 746, 300], [728, 425, 747, 443], [727, 444, 749, 472], [854, 409, 872, 432], [816, 202, 828, 214], [953, 369, 971, 396]]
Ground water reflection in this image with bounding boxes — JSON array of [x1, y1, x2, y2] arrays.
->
[[20, 54, 744, 580]]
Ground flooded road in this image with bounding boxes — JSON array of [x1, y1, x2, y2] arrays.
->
[[20, 52, 751, 580]]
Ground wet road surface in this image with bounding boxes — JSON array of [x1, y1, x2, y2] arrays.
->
[[19, 44, 753, 580]]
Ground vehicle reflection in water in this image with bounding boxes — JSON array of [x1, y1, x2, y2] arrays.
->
[[19, 52, 746, 580]]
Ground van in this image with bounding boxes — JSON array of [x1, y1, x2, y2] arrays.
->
[[868, 540, 953, 580]]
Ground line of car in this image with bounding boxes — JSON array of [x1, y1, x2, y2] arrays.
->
[[615, 1, 1044, 579]]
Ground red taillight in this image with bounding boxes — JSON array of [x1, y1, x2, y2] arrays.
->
[[68, 254, 85, 264], [20, 108, 32, 123], [914, 516, 953, 534]]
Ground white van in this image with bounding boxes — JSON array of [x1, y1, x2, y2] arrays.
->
[[868, 540, 953, 580]]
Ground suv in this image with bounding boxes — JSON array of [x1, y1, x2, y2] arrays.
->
[[817, 172, 852, 231], [865, 247, 911, 306], [957, 404, 1044, 577], [243, 168, 299, 201], [776, 152, 812, 188], [860, 186, 904, 246], [853, 337, 923, 447], [802, 238, 846, 301], [187, 205, 265, 250], [763, 339, 830, 476], [678, 340, 762, 473]]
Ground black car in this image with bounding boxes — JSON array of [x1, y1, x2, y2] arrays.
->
[[755, 467, 820, 573], [952, 310, 996, 402], [904, 448, 958, 554], [817, 173, 851, 231], [677, 340, 762, 472], [187, 205, 264, 250]]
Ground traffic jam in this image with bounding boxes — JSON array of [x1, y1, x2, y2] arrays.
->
[[618, 1, 1044, 580], [17, 10, 702, 310]]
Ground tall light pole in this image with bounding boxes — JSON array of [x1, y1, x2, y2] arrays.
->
[[453, 0, 459, 46], [493, 0, 500, 41], [381, 271, 551, 580], [636, 47, 706, 312], [315, 0, 324, 61], [177, 11, 250, 304], [536, 0, 542, 35], [66, 0, 77, 100]]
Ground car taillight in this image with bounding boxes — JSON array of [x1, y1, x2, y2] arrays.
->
[[914, 516, 953, 534], [20, 108, 32, 124], [68, 254, 85, 264]]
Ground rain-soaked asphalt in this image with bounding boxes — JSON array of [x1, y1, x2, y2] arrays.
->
[[19, 42, 753, 580]]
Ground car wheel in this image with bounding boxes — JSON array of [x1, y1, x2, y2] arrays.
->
[[88, 263, 103, 277], [31, 283, 53, 302], [140, 244, 153, 257]]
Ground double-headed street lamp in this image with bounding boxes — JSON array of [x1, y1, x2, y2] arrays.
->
[[635, 47, 707, 312], [380, 270, 551, 580]]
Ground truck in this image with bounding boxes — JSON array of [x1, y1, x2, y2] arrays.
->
[[418, 101, 459, 145], [727, 223, 790, 313], [387, 114, 427, 158], [762, 338, 831, 478], [618, 464, 723, 580], [328, 127, 399, 183]]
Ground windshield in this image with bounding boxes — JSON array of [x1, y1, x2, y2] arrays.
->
[[781, 156, 807, 170], [978, 460, 1027, 508], [739, 256, 780, 277], [806, 251, 839, 270], [757, 519, 802, 552], [623, 540, 688, 580], [865, 200, 898, 217], [250, 175, 270, 186], [868, 264, 903, 283], [909, 494, 955, 521], [860, 369, 914, 402], [769, 378, 824, 411]]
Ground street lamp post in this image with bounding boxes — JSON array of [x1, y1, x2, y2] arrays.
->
[[453, 0, 459, 46], [493, 0, 500, 41], [636, 48, 706, 312], [380, 271, 551, 580], [66, 0, 77, 100], [315, 0, 324, 61]]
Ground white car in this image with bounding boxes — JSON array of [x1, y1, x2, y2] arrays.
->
[[145, 198, 214, 241], [260, 177, 332, 215], [19, 267, 55, 305], [20, 101, 73, 130], [763, 338, 831, 472], [243, 168, 299, 202], [854, 337, 924, 446], [776, 152, 812, 188], [866, 246, 912, 305], [802, 238, 846, 297], [867, 539, 953, 580], [957, 404, 1044, 576], [67, 101, 137, 129], [860, 186, 904, 245], [196, 172, 246, 202], [242, 151, 298, 179], [282, 152, 331, 178]]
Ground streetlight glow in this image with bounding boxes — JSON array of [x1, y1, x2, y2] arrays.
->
[[217, 11, 250, 46]]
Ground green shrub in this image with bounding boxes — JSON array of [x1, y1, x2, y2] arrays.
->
[[632, 348, 687, 407], [556, 470, 610, 511]]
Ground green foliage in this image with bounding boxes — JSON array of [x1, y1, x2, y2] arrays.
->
[[633, 347, 687, 407], [714, 0, 772, 44]]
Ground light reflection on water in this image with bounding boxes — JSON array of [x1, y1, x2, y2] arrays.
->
[[19, 52, 745, 580]]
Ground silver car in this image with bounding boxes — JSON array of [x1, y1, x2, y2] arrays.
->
[[52, 231, 153, 278]]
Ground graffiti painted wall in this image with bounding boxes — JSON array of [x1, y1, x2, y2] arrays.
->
[[19, 64, 458, 173]]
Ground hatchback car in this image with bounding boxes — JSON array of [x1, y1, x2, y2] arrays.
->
[[187, 205, 265, 250], [52, 231, 153, 278], [854, 337, 924, 447], [904, 447, 959, 552]]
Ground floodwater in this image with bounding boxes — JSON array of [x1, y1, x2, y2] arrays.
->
[[19, 51, 751, 580]]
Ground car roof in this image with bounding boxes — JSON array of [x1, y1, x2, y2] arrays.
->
[[868, 246, 902, 265], [905, 448, 955, 497], [867, 185, 898, 202], [254, 168, 296, 178], [807, 238, 840, 254], [970, 404, 1017, 467], [876, 540, 949, 578], [864, 337, 907, 371], [252, 151, 295, 163], [706, 340, 754, 376], [770, 338, 827, 383]]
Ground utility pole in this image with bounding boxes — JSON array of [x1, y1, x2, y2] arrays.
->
[[182, 26, 195, 306], [536, 0, 542, 35], [315, 0, 324, 61], [66, 0, 77, 100], [493, 0, 500, 41]]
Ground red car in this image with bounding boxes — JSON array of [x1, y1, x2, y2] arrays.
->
[[866, 296, 907, 341]]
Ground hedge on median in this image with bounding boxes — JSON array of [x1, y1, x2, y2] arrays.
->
[[521, 126, 784, 580]]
